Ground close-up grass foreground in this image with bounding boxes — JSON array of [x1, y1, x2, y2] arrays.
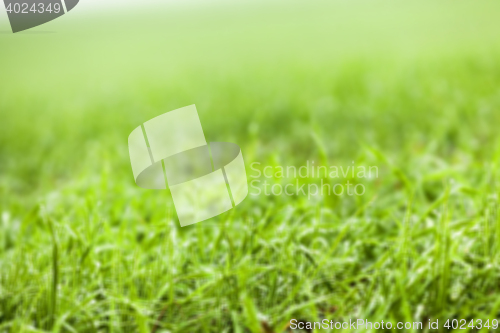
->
[[2, 1, 500, 332]]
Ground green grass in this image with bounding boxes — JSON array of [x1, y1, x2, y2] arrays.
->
[[2, 1, 500, 332]]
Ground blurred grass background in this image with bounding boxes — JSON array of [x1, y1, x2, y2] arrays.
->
[[2, 1, 500, 332]]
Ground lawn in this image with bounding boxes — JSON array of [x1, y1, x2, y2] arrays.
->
[[2, 1, 500, 332]]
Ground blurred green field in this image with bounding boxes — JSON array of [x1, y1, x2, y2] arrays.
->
[[2, 1, 500, 332]]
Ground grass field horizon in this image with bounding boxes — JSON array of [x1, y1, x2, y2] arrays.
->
[[2, 1, 500, 332]]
